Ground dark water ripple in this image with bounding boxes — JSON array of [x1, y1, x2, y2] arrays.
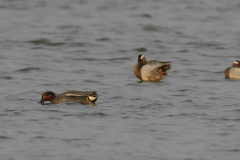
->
[[0, 76, 13, 80], [0, 136, 14, 139], [16, 67, 41, 72]]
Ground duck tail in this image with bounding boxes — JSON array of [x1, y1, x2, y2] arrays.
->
[[159, 64, 171, 75], [161, 64, 171, 71], [88, 94, 101, 103]]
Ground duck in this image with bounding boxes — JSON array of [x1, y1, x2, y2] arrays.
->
[[225, 60, 240, 79], [133, 54, 171, 81], [39, 91, 100, 105]]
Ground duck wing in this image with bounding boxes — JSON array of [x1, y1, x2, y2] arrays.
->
[[63, 91, 97, 97], [145, 60, 171, 69], [141, 60, 171, 81]]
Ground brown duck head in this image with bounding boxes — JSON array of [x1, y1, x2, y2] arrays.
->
[[137, 54, 147, 68], [232, 60, 240, 67], [39, 91, 56, 104]]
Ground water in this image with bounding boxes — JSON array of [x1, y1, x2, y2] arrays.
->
[[1, 0, 240, 159]]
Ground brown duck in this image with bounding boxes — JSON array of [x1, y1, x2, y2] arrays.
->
[[39, 91, 100, 105], [225, 60, 240, 79], [133, 54, 171, 81]]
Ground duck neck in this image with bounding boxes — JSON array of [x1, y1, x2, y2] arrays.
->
[[134, 62, 142, 79]]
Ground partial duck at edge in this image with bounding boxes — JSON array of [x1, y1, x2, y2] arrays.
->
[[225, 60, 240, 79]]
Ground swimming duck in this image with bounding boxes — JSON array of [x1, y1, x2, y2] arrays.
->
[[225, 60, 240, 79], [133, 54, 171, 81], [39, 91, 100, 105]]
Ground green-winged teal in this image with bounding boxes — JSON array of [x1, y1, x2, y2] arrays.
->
[[39, 91, 100, 105]]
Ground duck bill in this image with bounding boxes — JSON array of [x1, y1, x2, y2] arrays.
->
[[39, 98, 44, 104]]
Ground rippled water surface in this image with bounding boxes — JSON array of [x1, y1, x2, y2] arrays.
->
[[1, 0, 240, 159]]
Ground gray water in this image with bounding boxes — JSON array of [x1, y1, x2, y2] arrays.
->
[[1, 0, 240, 159]]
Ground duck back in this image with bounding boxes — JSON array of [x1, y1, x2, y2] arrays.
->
[[141, 61, 171, 81]]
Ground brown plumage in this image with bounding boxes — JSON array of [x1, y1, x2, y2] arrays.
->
[[133, 54, 171, 81], [225, 60, 240, 79]]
